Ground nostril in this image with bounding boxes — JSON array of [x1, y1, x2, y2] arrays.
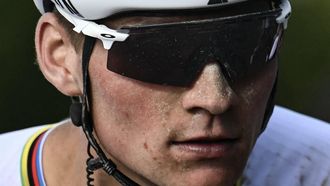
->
[[188, 107, 203, 114]]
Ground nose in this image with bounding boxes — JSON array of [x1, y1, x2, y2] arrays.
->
[[182, 63, 238, 115]]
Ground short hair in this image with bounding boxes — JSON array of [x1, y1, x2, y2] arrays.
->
[[53, 9, 84, 51]]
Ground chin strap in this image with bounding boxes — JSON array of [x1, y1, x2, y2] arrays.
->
[[70, 36, 139, 186]]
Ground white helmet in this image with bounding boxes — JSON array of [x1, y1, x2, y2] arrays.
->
[[34, 0, 250, 20], [33, 0, 291, 49]]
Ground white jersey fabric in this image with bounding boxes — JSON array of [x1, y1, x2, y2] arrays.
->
[[243, 106, 330, 186], [0, 121, 63, 186], [0, 106, 329, 186]]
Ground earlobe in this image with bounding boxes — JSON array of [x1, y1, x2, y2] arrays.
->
[[35, 13, 83, 96]]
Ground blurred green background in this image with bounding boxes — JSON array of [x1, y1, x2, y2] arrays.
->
[[0, 1, 329, 133]]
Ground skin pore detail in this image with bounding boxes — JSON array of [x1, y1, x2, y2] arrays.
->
[[84, 35, 278, 185], [25, 1, 330, 186], [37, 15, 278, 186], [37, 1, 279, 184]]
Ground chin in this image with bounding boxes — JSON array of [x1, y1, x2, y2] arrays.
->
[[165, 168, 240, 186]]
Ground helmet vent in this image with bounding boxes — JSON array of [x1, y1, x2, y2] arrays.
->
[[42, 0, 55, 12], [54, 0, 64, 9], [56, 0, 83, 18], [208, 0, 229, 5]]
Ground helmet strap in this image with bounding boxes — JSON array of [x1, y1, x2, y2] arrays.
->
[[76, 35, 139, 186]]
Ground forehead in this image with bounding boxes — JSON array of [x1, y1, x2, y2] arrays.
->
[[104, 0, 273, 29]]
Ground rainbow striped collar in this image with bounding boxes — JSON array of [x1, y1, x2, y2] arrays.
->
[[20, 125, 54, 186]]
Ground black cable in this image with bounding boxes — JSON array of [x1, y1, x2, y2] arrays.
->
[[86, 143, 95, 186], [80, 36, 139, 186]]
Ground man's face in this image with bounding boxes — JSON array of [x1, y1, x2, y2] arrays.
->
[[87, 5, 277, 186]]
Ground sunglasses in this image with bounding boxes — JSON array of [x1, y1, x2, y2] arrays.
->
[[106, 9, 283, 86]]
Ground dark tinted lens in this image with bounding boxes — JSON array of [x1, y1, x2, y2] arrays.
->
[[107, 10, 282, 86]]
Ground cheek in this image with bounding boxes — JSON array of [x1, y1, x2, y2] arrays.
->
[[92, 74, 179, 132], [88, 54, 184, 169], [235, 62, 278, 147], [90, 71, 187, 183], [91, 74, 162, 140], [88, 45, 168, 134]]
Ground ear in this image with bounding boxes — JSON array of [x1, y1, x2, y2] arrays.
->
[[35, 13, 83, 96]]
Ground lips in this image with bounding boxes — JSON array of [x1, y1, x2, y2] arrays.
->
[[170, 136, 239, 160]]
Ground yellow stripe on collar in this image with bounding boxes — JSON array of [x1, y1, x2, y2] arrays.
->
[[20, 125, 53, 186]]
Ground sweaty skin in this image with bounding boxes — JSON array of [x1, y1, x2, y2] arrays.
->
[[87, 41, 277, 186], [37, 3, 277, 185]]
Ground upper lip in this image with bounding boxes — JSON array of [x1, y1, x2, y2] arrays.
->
[[170, 115, 240, 144], [171, 135, 239, 144]]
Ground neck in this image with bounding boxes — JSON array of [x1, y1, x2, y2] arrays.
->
[[42, 121, 140, 186], [42, 121, 83, 185]]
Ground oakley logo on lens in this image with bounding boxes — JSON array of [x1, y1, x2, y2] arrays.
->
[[208, 0, 228, 5], [101, 34, 116, 39]]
